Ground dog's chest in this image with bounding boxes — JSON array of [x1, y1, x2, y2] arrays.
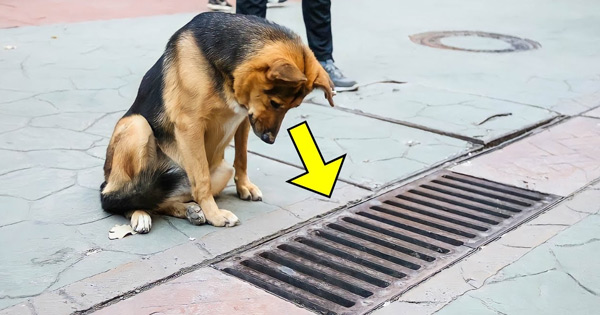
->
[[217, 102, 247, 148]]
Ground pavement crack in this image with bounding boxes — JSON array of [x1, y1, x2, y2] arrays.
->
[[62, 214, 113, 226], [165, 218, 192, 239], [565, 271, 599, 296], [487, 268, 555, 285], [0, 220, 27, 228], [556, 238, 600, 247], [469, 296, 507, 315]]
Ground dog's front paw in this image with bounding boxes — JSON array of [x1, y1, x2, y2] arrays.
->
[[185, 202, 206, 226], [236, 180, 263, 201], [130, 210, 152, 234], [206, 209, 239, 227]]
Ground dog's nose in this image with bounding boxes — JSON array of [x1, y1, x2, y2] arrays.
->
[[261, 132, 275, 144], [248, 113, 254, 121]]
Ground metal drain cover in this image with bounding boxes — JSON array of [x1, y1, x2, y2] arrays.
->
[[410, 31, 541, 53], [215, 171, 558, 314]]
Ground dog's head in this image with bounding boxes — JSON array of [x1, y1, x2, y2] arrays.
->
[[233, 44, 335, 144]]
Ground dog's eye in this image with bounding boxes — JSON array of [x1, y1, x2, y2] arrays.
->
[[270, 100, 282, 109]]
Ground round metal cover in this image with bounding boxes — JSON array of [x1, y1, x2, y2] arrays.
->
[[410, 31, 541, 53]]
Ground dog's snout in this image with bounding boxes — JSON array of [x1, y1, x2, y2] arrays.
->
[[261, 132, 275, 144]]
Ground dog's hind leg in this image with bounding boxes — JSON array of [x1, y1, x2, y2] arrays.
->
[[100, 114, 165, 234]]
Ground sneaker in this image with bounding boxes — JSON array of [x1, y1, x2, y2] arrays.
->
[[319, 59, 358, 92], [207, 0, 233, 12], [267, 0, 288, 8]]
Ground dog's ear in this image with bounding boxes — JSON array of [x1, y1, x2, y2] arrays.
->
[[267, 59, 307, 84], [313, 66, 336, 107]]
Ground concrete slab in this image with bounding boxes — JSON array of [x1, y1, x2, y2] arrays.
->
[[436, 214, 600, 315], [452, 117, 600, 196], [309, 83, 557, 144], [248, 103, 473, 190], [584, 107, 600, 118], [93, 267, 311, 315]]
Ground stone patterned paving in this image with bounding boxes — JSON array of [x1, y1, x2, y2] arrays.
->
[[309, 83, 557, 144], [452, 117, 600, 196], [248, 103, 474, 190], [436, 209, 600, 315]]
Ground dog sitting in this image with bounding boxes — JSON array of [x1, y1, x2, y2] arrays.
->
[[100, 12, 335, 233]]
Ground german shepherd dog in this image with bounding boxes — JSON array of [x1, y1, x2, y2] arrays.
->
[[100, 12, 335, 233]]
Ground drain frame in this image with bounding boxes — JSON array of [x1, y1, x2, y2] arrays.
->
[[216, 170, 558, 314]]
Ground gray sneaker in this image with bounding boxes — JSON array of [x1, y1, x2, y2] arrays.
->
[[319, 59, 358, 92], [207, 0, 233, 12]]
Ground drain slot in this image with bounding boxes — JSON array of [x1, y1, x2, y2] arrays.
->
[[259, 251, 374, 298], [441, 174, 542, 201], [241, 259, 356, 307], [297, 238, 407, 278], [395, 194, 500, 224], [278, 244, 391, 288], [381, 200, 489, 231], [217, 170, 558, 314], [343, 217, 450, 253], [327, 223, 435, 262], [409, 189, 511, 218], [430, 179, 531, 206]]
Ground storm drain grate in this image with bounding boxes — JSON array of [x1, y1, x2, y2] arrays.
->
[[215, 171, 559, 314]]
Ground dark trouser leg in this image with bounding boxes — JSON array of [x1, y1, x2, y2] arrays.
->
[[236, 0, 267, 18], [302, 0, 333, 62]]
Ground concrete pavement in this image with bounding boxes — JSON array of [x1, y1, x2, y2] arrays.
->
[[1, 0, 600, 313]]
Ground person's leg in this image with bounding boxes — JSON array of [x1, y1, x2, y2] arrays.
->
[[302, 0, 357, 91], [302, 0, 333, 62], [236, 0, 268, 18]]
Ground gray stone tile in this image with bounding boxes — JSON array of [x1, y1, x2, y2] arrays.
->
[[28, 185, 107, 225], [437, 208, 600, 315], [0, 114, 29, 134], [0, 127, 102, 151], [0, 167, 76, 201], [75, 215, 189, 256], [247, 103, 473, 189], [26, 150, 103, 170], [310, 83, 556, 143], [29, 112, 108, 132], [0, 196, 30, 227], [0, 150, 34, 175], [0, 221, 92, 297], [76, 166, 104, 190], [0, 98, 60, 117], [84, 112, 124, 137], [46, 249, 139, 292]]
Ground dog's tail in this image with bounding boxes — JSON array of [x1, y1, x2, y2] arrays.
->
[[99, 165, 187, 215]]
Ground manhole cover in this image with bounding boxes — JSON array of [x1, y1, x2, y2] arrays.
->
[[410, 31, 541, 53], [215, 171, 558, 314]]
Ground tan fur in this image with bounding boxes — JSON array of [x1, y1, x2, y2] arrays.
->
[[103, 115, 156, 194]]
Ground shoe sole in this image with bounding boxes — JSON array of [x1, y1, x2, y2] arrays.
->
[[267, 3, 287, 8], [335, 84, 359, 92], [207, 4, 233, 11]]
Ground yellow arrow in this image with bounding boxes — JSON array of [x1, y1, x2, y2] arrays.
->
[[286, 121, 346, 198]]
